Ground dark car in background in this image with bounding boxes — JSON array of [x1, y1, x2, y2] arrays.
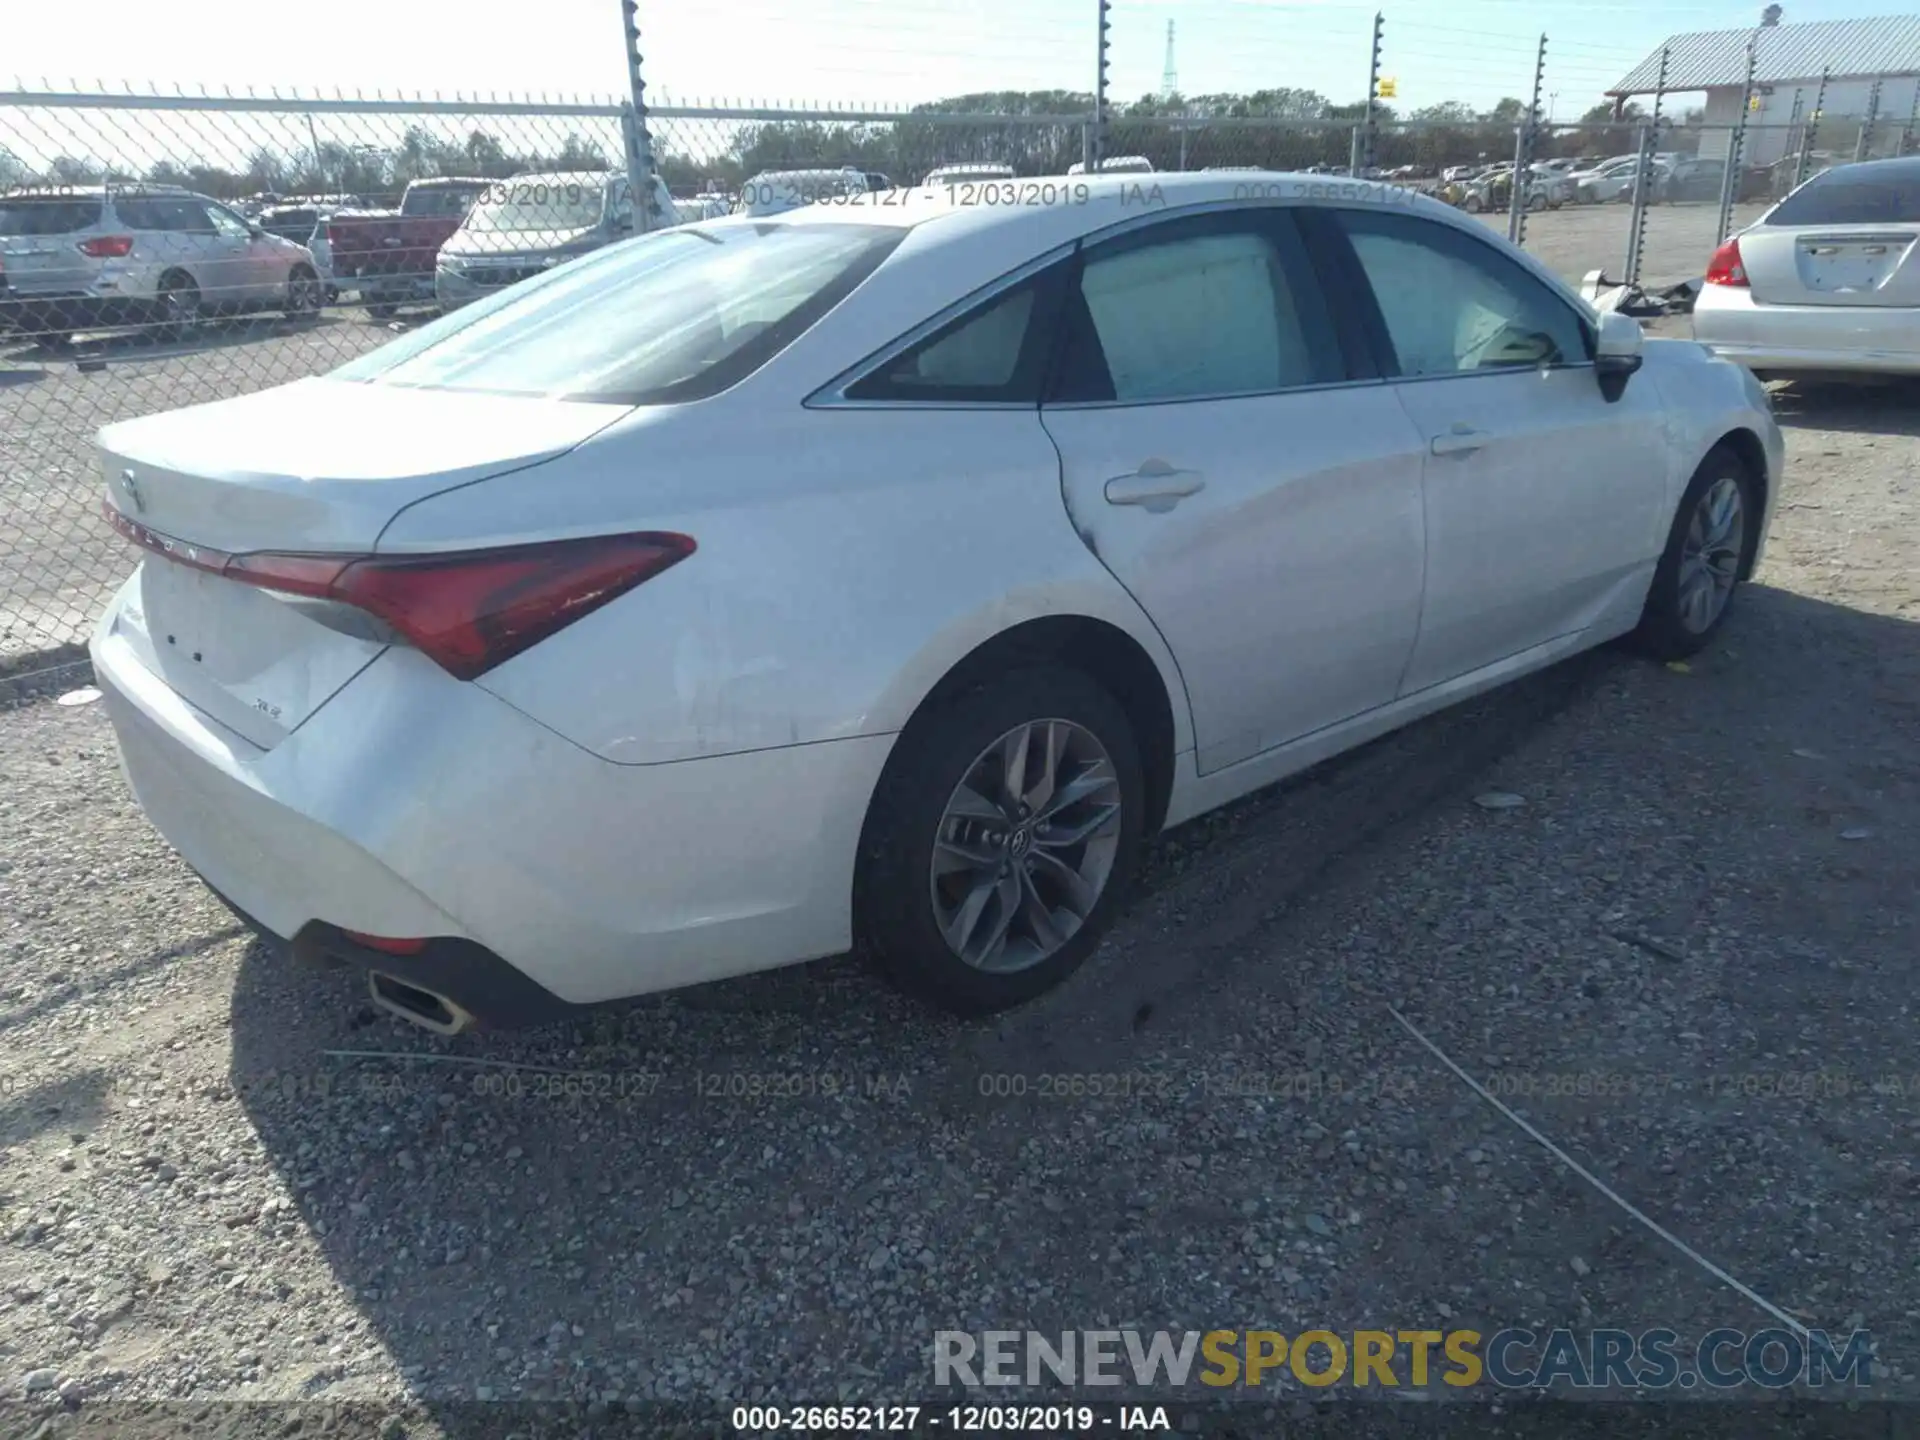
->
[[324, 177, 491, 318]]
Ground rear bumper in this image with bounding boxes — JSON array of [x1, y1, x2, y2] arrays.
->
[[1693, 290, 1920, 373], [89, 580, 893, 1015]]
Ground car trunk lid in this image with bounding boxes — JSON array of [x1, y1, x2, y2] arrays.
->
[[97, 378, 629, 748], [1741, 223, 1920, 307]]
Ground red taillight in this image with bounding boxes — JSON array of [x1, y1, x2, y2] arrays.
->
[[341, 930, 428, 955], [77, 234, 134, 258], [1705, 237, 1748, 287], [103, 503, 694, 681]]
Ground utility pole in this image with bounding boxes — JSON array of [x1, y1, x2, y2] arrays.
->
[[1357, 12, 1383, 177], [1796, 64, 1829, 187], [1092, 0, 1111, 173], [1855, 76, 1882, 161], [1508, 33, 1547, 246], [1716, 34, 1758, 245], [618, 0, 665, 231], [1622, 43, 1668, 290]]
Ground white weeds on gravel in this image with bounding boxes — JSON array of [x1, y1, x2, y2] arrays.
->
[[1387, 1005, 1812, 1342]]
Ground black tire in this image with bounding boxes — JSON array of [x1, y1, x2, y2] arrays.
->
[[365, 299, 398, 321], [856, 666, 1146, 1016], [156, 273, 202, 342], [284, 265, 323, 318], [1629, 446, 1759, 662]]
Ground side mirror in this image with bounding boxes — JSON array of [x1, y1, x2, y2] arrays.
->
[[248, 223, 265, 240], [1594, 310, 1643, 402]]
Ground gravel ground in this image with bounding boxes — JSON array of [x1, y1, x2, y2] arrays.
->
[[0, 364, 1914, 1431], [1, 199, 1759, 668]]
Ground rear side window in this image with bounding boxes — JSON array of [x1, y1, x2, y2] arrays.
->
[[330, 221, 903, 405], [1766, 166, 1920, 225], [1051, 212, 1340, 404], [0, 199, 103, 235]]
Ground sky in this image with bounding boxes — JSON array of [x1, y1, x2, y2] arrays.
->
[[9, 0, 1919, 171]]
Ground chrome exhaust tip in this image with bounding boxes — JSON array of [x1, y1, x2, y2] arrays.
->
[[367, 971, 474, 1036]]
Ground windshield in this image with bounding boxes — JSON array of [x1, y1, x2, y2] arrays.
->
[[462, 179, 606, 233], [329, 221, 902, 404], [1766, 165, 1920, 225], [0, 198, 104, 235]]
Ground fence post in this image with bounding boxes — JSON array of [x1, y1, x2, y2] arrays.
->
[[1091, 0, 1110, 173], [1716, 35, 1757, 244], [1621, 45, 1667, 290], [1356, 11, 1384, 176], [617, 0, 664, 231], [1855, 77, 1882, 161], [1902, 80, 1920, 156], [1507, 32, 1546, 246], [1796, 65, 1829, 187]]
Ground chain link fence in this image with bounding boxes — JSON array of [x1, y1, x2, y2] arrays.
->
[[3, 12, 1916, 664]]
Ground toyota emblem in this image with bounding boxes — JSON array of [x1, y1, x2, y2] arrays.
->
[[120, 469, 145, 514]]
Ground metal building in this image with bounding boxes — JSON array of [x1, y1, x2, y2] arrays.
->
[[1609, 14, 1920, 167]]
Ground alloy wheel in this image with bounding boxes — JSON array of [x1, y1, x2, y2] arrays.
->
[[929, 718, 1124, 974], [1677, 476, 1745, 634]]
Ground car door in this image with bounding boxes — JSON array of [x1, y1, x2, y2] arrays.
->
[[1038, 207, 1429, 776], [186, 199, 260, 304], [205, 200, 280, 300], [1310, 205, 1670, 695]]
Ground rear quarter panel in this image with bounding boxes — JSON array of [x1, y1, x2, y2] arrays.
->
[[375, 395, 1195, 769]]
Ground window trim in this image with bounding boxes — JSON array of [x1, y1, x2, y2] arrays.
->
[[1042, 205, 1352, 411], [1314, 205, 1597, 385], [805, 242, 1078, 411]]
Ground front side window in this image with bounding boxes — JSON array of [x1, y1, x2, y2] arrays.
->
[[1052, 213, 1340, 404], [1332, 209, 1589, 377], [204, 204, 251, 239], [151, 199, 216, 234], [329, 220, 902, 405]]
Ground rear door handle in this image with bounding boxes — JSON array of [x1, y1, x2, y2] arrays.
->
[[1105, 462, 1206, 509], [1429, 425, 1489, 457]]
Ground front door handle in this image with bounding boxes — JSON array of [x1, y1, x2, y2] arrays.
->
[[1105, 462, 1206, 508], [1429, 425, 1489, 457]]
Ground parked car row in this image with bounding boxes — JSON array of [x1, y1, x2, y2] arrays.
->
[[0, 184, 324, 345]]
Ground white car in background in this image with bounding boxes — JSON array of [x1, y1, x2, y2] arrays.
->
[[923, 164, 1017, 187], [733, 168, 870, 216], [88, 173, 1781, 1035], [1067, 156, 1155, 175], [1572, 155, 1669, 204], [1694, 156, 1920, 377]]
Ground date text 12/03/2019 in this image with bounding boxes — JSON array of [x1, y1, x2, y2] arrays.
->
[[730, 1404, 1173, 1433]]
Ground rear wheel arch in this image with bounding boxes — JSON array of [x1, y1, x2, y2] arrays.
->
[[869, 615, 1181, 844]]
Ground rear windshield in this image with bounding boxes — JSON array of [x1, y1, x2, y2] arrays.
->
[[1766, 167, 1920, 225], [0, 198, 104, 235], [329, 221, 902, 405], [402, 185, 484, 218]]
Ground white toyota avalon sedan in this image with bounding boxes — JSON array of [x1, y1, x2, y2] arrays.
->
[[89, 172, 1784, 1034]]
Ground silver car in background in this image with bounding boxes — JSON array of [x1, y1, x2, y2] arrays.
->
[[435, 171, 681, 310], [1694, 156, 1920, 378], [0, 184, 324, 344]]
